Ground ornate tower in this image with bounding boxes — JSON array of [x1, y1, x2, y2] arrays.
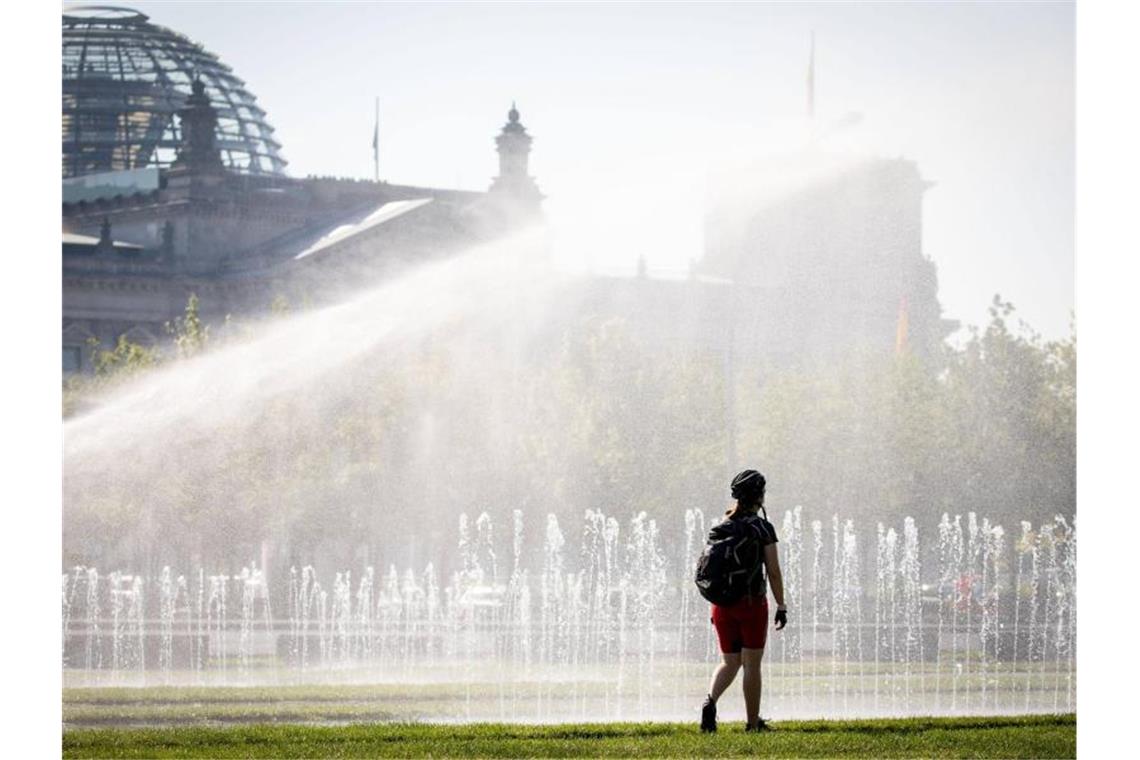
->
[[489, 103, 543, 214], [170, 78, 224, 174]]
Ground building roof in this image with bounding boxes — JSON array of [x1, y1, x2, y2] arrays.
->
[[62, 231, 143, 250], [293, 199, 435, 261]]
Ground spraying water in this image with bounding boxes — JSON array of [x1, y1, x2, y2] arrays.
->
[[63, 508, 1074, 721], [61, 138, 1073, 722]]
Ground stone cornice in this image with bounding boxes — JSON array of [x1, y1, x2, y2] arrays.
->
[[63, 196, 310, 227], [64, 269, 275, 293]]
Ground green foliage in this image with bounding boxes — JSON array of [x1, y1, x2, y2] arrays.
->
[[730, 295, 1074, 530], [269, 293, 291, 315], [65, 293, 216, 418], [90, 334, 159, 378], [63, 335, 159, 416], [64, 290, 1075, 570], [549, 316, 726, 517], [936, 296, 1076, 522], [165, 292, 209, 359]]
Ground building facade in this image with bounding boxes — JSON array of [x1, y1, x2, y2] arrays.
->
[[62, 10, 541, 374], [62, 6, 950, 380], [701, 153, 956, 363]]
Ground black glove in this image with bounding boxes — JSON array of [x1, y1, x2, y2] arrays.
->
[[774, 608, 788, 630]]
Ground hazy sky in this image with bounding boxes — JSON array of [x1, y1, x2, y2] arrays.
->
[[126, 0, 1074, 339]]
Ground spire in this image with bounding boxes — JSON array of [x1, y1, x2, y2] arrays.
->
[[489, 102, 543, 215], [501, 101, 526, 136], [807, 32, 816, 120]]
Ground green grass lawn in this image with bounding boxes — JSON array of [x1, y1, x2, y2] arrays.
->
[[63, 714, 1075, 759], [62, 669, 1073, 727]]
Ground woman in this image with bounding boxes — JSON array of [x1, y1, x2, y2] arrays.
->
[[700, 469, 788, 733]]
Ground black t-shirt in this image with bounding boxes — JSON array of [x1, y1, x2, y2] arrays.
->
[[708, 512, 779, 596]]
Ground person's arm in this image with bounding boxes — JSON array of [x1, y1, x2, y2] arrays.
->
[[764, 543, 788, 630], [763, 543, 785, 608]]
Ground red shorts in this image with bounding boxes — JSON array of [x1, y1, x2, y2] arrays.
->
[[711, 595, 769, 653]]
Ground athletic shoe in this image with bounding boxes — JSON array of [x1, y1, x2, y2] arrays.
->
[[700, 696, 717, 733], [745, 718, 772, 732]]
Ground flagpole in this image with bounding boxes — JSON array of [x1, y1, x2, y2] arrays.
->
[[807, 31, 815, 121], [373, 96, 379, 183]]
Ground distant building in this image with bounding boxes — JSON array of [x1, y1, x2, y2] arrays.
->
[[62, 6, 950, 380], [700, 153, 956, 363], [62, 7, 539, 373], [556, 153, 955, 368]]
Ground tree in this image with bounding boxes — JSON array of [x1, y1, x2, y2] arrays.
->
[[166, 292, 209, 358], [63, 335, 159, 416], [63, 289, 1076, 570], [731, 295, 1075, 534], [90, 334, 158, 378]]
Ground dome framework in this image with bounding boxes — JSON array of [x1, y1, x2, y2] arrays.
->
[[62, 6, 287, 178]]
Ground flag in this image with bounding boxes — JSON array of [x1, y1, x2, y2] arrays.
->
[[372, 97, 379, 182], [895, 295, 910, 355]]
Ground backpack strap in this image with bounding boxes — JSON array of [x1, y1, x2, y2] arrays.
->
[[743, 518, 768, 588]]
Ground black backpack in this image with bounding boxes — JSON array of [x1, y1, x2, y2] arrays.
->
[[694, 517, 767, 606]]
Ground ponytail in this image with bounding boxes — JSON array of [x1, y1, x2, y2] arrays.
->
[[725, 499, 765, 520]]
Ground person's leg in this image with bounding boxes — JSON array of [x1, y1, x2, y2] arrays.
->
[[709, 605, 743, 703], [704, 607, 741, 732], [709, 652, 742, 702], [738, 596, 770, 730], [741, 647, 764, 728]]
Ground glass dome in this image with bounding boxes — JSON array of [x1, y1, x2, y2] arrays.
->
[[62, 6, 288, 179]]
